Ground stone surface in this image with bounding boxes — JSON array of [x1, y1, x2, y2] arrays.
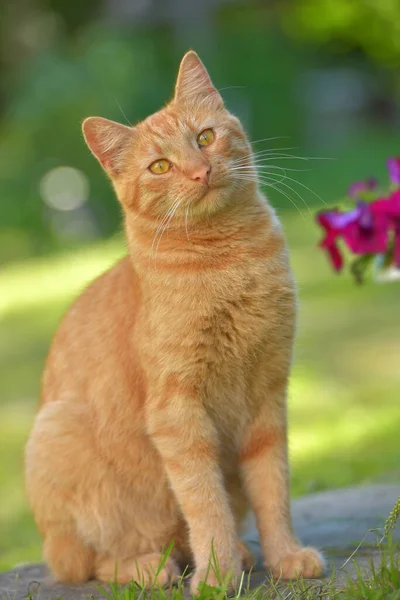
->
[[244, 483, 400, 558], [1, 484, 399, 599]]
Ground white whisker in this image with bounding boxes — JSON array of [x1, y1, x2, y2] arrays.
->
[[234, 174, 306, 221], [275, 173, 329, 207], [257, 175, 313, 215], [231, 165, 311, 173], [150, 199, 181, 260], [185, 206, 190, 240], [230, 150, 335, 167], [251, 136, 290, 145], [230, 149, 300, 165], [154, 198, 183, 264]]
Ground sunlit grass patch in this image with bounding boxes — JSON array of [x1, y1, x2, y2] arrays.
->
[[0, 236, 125, 318]]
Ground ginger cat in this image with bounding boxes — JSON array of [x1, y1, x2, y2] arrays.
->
[[25, 51, 324, 593]]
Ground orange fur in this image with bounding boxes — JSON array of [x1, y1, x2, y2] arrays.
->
[[25, 51, 324, 592]]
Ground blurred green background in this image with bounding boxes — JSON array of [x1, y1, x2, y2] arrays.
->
[[1, 0, 399, 571]]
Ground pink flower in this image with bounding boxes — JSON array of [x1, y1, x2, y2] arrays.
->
[[341, 202, 389, 255], [348, 178, 377, 199], [394, 222, 400, 267], [316, 163, 400, 278], [387, 158, 400, 186], [373, 190, 400, 267], [316, 208, 360, 271], [320, 234, 343, 271]]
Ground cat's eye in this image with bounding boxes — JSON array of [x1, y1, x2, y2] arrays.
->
[[197, 128, 214, 147], [149, 159, 170, 174]]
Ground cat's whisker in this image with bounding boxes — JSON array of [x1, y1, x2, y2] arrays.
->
[[230, 149, 300, 166], [234, 174, 307, 221], [231, 167, 287, 184], [216, 85, 246, 92], [230, 156, 300, 169], [231, 165, 311, 173], [185, 206, 191, 241], [251, 136, 290, 145], [250, 168, 328, 209], [249, 170, 309, 204], [151, 208, 176, 265], [257, 165, 312, 174], [229, 157, 290, 171], [113, 95, 132, 126], [154, 198, 183, 264], [250, 149, 336, 162], [257, 175, 313, 215], [231, 150, 335, 168], [231, 154, 305, 167], [150, 200, 181, 260], [257, 171, 287, 184], [274, 173, 329, 207], [251, 146, 299, 156], [259, 181, 307, 222], [151, 207, 175, 257]]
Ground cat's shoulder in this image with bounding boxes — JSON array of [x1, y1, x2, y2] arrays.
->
[[84, 255, 134, 297], [59, 255, 137, 328]]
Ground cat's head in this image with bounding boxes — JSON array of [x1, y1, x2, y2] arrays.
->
[[82, 51, 253, 221]]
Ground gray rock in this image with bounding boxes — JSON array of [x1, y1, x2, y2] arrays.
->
[[244, 483, 400, 556], [1, 485, 399, 599]]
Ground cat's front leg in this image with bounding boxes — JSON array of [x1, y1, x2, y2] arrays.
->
[[146, 385, 242, 593], [239, 377, 325, 579]]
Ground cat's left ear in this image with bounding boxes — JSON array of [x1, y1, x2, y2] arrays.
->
[[174, 51, 223, 109]]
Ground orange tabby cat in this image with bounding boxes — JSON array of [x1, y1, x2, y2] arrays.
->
[[25, 51, 324, 592]]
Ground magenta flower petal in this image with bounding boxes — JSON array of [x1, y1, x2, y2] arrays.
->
[[372, 190, 400, 217], [394, 223, 400, 268], [326, 242, 343, 271], [387, 158, 400, 186], [320, 234, 343, 271], [348, 178, 377, 199], [317, 207, 361, 232], [316, 160, 400, 279], [342, 203, 389, 254]]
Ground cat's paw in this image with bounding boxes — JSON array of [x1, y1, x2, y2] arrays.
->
[[131, 554, 180, 587], [270, 547, 325, 580], [237, 540, 256, 571], [190, 560, 242, 594]]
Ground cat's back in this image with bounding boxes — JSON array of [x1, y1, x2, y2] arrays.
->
[[41, 256, 141, 406]]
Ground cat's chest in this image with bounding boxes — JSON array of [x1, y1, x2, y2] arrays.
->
[[145, 264, 275, 360]]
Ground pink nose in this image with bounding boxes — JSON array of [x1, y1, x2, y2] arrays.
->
[[190, 165, 211, 185]]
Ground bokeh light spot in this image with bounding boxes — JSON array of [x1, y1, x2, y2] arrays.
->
[[40, 166, 89, 211]]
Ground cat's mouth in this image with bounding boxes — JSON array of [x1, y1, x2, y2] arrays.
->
[[193, 183, 222, 204]]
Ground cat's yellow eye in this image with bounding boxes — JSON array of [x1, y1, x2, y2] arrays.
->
[[197, 128, 214, 147], [149, 159, 170, 174]]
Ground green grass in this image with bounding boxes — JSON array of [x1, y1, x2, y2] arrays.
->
[[0, 211, 399, 572], [17, 538, 399, 600]]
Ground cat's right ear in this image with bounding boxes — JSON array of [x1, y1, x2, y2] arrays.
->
[[82, 117, 133, 176], [174, 51, 223, 109]]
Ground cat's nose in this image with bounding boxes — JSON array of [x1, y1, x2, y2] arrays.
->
[[191, 165, 211, 185]]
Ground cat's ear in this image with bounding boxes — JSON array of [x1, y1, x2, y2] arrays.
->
[[174, 51, 223, 109], [82, 117, 133, 176]]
